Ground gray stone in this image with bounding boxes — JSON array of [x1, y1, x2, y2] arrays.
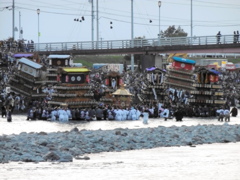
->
[[59, 154, 73, 162], [70, 127, 79, 132], [38, 132, 48, 135], [43, 151, 60, 161]]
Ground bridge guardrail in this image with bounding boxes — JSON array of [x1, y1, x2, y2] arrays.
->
[[34, 35, 237, 52]]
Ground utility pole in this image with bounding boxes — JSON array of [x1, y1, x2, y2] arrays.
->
[[37, 9, 40, 49], [12, 0, 15, 40], [96, 0, 99, 49], [131, 0, 134, 72], [19, 11, 21, 39], [91, 0, 94, 43], [158, 1, 161, 46], [191, 0, 193, 44]]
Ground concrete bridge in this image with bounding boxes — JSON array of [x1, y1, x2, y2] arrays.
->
[[34, 34, 240, 56]]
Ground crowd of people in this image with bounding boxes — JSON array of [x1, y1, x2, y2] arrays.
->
[[26, 106, 144, 122], [0, 38, 35, 53], [1, 46, 240, 122]]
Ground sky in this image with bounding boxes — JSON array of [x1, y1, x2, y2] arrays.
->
[[0, 0, 240, 43]]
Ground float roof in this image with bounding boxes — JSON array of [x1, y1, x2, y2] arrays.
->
[[112, 86, 133, 96], [14, 53, 34, 58], [19, 58, 42, 69], [48, 55, 71, 59], [62, 67, 90, 73], [173, 56, 196, 64]]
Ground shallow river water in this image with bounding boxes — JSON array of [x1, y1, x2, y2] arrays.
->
[[0, 114, 240, 180]]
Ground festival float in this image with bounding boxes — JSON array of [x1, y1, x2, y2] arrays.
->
[[47, 66, 97, 108], [44, 54, 95, 108], [189, 68, 226, 107], [8, 57, 47, 100], [90, 63, 125, 105], [165, 56, 196, 91], [138, 66, 166, 105], [8, 54, 77, 105], [47, 54, 73, 67], [111, 84, 133, 108], [45, 54, 73, 85]]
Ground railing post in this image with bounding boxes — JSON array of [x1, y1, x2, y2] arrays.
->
[[96, 41, 98, 50]]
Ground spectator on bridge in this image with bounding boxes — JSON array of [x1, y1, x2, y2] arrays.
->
[[216, 31, 221, 44], [233, 31, 237, 44], [237, 31, 239, 43]]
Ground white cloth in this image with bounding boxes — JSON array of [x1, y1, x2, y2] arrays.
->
[[143, 112, 149, 124], [62, 110, 69, 122], [129, 108, 137, 120], [121, 109, 128, 121], [161, 109, 169, 118], [51, 110, 57, 121], [115, 109, 122, 121], [224, 109, 230, 115]]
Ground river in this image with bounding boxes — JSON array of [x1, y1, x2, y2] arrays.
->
[[0, 114, 240, 180]]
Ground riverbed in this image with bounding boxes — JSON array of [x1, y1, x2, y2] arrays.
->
[[0, 114, 240, 180]]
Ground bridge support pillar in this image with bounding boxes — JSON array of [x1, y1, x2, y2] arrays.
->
[[140, 54, 164, 71], [155, 55, 163, 69], [131, 54, 134, 72]]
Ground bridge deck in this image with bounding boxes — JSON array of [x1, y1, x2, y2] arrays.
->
[[31, 35, 240, 55]]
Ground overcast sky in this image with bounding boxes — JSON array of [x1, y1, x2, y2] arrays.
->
[[0, 0, 240, 43]]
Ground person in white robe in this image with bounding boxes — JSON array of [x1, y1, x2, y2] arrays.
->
[[66, 108, 72, 120], [62, 109, 69, 122], [114, 109, 122, 121], [143, 111, 149, 124], [50, 108, 57, 121], [58, 108, 64, 122], [136, 108, 141, 120], [129, 107, 137, 120], [85, 109, 90, 121], [126, 108, 132, 120], [161, 108, 170, 121], [121, 108, 128, 121]]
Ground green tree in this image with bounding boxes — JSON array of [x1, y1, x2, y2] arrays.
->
[[162, 25, 188, 37]]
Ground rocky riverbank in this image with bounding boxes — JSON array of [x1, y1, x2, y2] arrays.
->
[[1, 123, 240, 163]]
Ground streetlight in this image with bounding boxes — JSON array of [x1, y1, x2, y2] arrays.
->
[[37, 8, 40, 50], [158, 1, 161, 46]]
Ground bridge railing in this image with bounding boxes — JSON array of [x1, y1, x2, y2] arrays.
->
[[34, 34, 236, 52]]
